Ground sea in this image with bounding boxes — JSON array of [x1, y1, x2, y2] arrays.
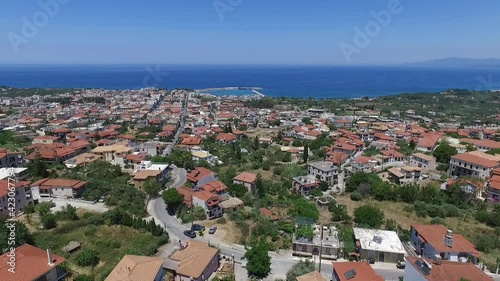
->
[[0, 64, 499, 98]]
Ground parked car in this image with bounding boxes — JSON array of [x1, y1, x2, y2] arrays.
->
[[209, 226, 217, 234], [192, 224, 205, 231], [183, 230, 196, 238], [367, 257, 375, 264], [397, 260, 406, 269]]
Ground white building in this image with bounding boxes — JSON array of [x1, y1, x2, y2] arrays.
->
[[308, 161, 339, 187], [353, 227, 406, 263]]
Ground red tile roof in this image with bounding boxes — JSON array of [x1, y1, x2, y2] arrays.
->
[[201, 181, 228, 193], [0, 244, 65, 281], [451, 153, 499, 168], [233, 172, 257, 183], [181, 137, 202, 146], [0, 180, 30, 198], [216, 133, 237, 142], [259, 208, 279, 221], [412, 224, 480, 257], [332, 262, 384, 281], [32, 178, 87, 190], [406, 257, 492, 281], [187, 167, 216, 183]]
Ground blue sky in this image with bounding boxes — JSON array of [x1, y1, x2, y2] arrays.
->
[[0, 0, 499, 65]]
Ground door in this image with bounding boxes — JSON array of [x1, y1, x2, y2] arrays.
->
[[379, 252, 385, 262]]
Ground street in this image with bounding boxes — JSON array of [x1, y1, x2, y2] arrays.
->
[[147, 167, 412, 281]]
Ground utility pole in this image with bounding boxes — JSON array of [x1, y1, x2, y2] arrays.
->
[[319, 224, 323, 273]]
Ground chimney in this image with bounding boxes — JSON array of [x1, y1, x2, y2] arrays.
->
[[47, 249, 54, 266], [444, 229, 454, 248]]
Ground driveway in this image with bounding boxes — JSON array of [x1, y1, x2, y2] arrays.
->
[[40, 197, 109, 213]]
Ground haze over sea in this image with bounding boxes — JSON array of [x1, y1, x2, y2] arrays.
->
[[0, 64, 499, 98]]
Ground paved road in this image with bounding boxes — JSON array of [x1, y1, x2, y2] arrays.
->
[[148, 168, 415, 280], [163, 92, 188, 156]]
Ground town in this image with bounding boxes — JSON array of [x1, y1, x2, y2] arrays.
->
[[0, 86, 499, 281]]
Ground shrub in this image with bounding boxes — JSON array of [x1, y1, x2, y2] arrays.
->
[[74, 248, 100, 267], [430, 217, 445, 225], [350, 191, 362, 201], [475, 210, 490, 223], [74, 274, 93, 281], [216, 217, 227, 224], [426, 204, 446, 218], [41, 213, 57, 229]]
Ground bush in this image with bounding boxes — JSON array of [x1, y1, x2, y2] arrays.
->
[[74, 248, 100, 267], [426, 204, 446, 218], [41, 213, 57, 229], [350, 191, 362, 201], [430, 217, 445, 225], [354, 205, 384, 228], [74, 274, 93, 281], [216, 217, 227, 224], [475, 210, 490, 223]]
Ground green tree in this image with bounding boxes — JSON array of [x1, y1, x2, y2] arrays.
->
[[286, 260, 316, 281], [228, 184, 247, 198], [41, 213, 57, 229], [193, 206, 207, 220], [303, 143, 309, 163], [243, 240, 271, 279], [27, 155, 50, 178], [319, 181, 329, 191], [143, 179, 162, 204], [58, 204, 78, 220], [329, 203, 351, 222], [354, 205, 384, 228], [0, 218, 34, 252], [75, 248, 100, 277], [162, 188, 184, 212], [433, 142, 458, 163], [302, 117, 312, 125]]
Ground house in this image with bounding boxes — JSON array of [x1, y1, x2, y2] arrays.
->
[[165, 240, 219, 281], [134, 160, 170, 187], [125, 152, 148, 170], [105, 255, 164, 281], [293, 225, 342, 259], [132, 169, 162, 190], [410, 224, 480, 264], [387, 166, 422, 184], [292, 175, 319, 197], [33, 135, 59, 145], [331, 261, 384, 281], [441, 178, 486, 200], [0, 149, 24, 168], [91, 143, 133, 168], [448, 151, 500, 180], [353, 227, 406, 264], [0, 180, 33, 217], [64, 153, 102, 168], [403, 256, 492, 281], [308, 161, 339, 187], [410, 153, 437, 171], [416, 133, 442, 152], [181, 136, 202, 147], [0, 244, 66, 281], [259, 207, 279, 221], [296, 270, 327, 281], [215, 133, 237, 144], [379, 149, 405, 163], [258, 137, 273, 145], [200, 180, 229, 201], [191, 149, 219, 166], [487, 168, 500, 202], [187, 167, 218, 188], [31, 178, 87, 200], [232, 172, 257, 193], [177, 187, 223, 219], [459, 138, 500, 152]]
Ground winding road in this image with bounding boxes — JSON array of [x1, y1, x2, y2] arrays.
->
[[147, 167, 412, 280]]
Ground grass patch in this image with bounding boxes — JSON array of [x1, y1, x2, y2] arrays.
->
[[33, 221, 167, 280]]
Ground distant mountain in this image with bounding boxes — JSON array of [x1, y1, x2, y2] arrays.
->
[[403, 57, 500, 68]]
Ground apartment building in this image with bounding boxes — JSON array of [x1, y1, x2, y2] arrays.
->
[[308, 161, 339, 187], [448, 151, 500, 180], [0, 180, 33, 217], [387, 166, 422, 185], [404, 256, 492, 281], [0, 149, 23, 168], [410, 153, 437, 170]]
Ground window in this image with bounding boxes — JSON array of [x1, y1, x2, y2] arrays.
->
[[391, 252, 398, 260], [368, 250, 375, 257]]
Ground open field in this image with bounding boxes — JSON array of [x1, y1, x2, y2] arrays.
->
[[32, 218, 167, 280], [336, 194, 499, 269]]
